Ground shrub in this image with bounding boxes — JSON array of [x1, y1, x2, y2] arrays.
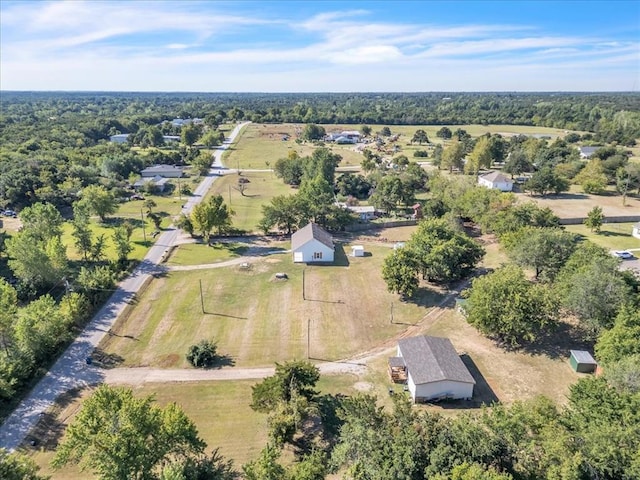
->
[[413, 150, 429, 158], [186, 339, 218, 368]]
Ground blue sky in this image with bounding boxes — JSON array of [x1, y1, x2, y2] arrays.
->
[[1, 0, 638, 91]]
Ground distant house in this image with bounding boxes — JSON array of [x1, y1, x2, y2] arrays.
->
[[110, 133, 130, 143], [569, 350, 598, 373], [390, 336, 475, 403], [632, 222, 640, 239], [478, 171, 514, 192], [133, 175, 169, 192], [291, 222, 334, 263], [162, 135, 181, 143], [340, 204, 376, 221], [327, 130, 362, 143], [170, 118, 203, 127], [141, 165, 184, 178], [579, 146, 599, 159]]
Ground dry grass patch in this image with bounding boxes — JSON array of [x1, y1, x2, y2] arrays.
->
[[101, 241, 442, 368]]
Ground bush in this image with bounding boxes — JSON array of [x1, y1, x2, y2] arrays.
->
[[186, 339, 218, 368], [413, 150, 429, 158]]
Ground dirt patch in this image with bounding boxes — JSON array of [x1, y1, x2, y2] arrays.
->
[[158, 353, 180, 368], [353, 381, 373, 392], [515, 190, 640, 219], [265, 258, 282, 263]]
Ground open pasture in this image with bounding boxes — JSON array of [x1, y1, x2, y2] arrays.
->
[[100, 241, 442, 368]]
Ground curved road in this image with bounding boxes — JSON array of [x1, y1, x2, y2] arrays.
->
[[0, 122, 250, 452]]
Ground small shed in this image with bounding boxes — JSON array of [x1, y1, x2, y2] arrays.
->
[[351, 245, 365, 257], [569, 350, 598, 373], [632, 222, 640, 239]]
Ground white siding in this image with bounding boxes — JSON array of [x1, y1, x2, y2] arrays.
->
[[292, 239, 334, 263], [414, 380, 474, 401], [633, 226, 640, 239]]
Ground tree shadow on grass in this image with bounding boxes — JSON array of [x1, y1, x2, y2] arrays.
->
[[519, 320, 594, 360], [427, 354, 499, 410], [22, 386, 90, 452], [90, 347, 126, 369]]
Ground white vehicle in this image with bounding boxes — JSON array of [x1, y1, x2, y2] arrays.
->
[[613, 250, 634, 260]]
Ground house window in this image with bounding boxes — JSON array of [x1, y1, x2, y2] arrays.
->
[[313, 252, 322, 260]]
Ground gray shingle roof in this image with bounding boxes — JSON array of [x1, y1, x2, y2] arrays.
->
[[480, 171, 512, 183], [291, 222, 334, 251], [398, 336, 475, 385]]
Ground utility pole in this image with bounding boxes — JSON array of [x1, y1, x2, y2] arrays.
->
[[140, 208, 146, 243], [390, 302, 394, 324], [302, 269, 306, 300], [228, 184, 232, 206], [199, 279, 205, 314], [307, 318, 310, 359], [177, 177, 182, 200]]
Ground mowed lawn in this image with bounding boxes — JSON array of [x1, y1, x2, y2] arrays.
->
[[565, 222, 640, 251], [208, 170, 297, 232], [101, 242, 442, 368]]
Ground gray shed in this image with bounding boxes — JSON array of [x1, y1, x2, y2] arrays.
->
[[569, 350, 597, 373]]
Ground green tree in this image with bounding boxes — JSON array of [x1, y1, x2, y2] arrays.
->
[[112, 226, 133, 263], [301, 124, 326, 141], [181, 124, 202, 147], [190, 195, 232, 242], [436, 126, 453, 139], [411, 129, 429, 145], [77, 185, 117, 222], [503, 149, 533, 177], [464, 136, 493, 175], [369, 174, 407, 212], [523, 167, 570, 196], [0, 449, 49, 480], [175, 214, 194, 237], [380, 126, 392, 137], [72, 212, 93, 261], [441, 139, 466, 172], [584, 205, 604, 233], [190, 151, 213, 176], [465, 265, 559, 347], [200, 130, 224, 148], [251, 360, 320, 413], [242, 444, 286, 480], [186, 339, 218, 368], [502, 227, 577, 281], [0, 279, 18, 356], [259, 194, 307, 235], [6, 232, 62, 288], [360, 125, 372, 136], [19, 202, 63, 243], [575, 158, 608, 194], [595, 306, 640, 365], [52, 385, 206, 480], [382, 247, 419, 298]]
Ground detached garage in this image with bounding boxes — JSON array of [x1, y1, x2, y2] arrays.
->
[[395, 336, 475, 403]]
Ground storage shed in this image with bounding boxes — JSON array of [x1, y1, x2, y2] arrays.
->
[[569, 350, 598, 373], [351, 245, 365, 257]]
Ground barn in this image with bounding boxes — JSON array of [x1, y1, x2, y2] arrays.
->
[[291, 222, 334, 263], [394, 336, 475, 402], [569, 350, 598, 373]]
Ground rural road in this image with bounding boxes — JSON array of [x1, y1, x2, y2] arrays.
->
[[0, 122, 250, 452]]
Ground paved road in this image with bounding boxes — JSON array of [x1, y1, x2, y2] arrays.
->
[[0, 122, 250, 452]]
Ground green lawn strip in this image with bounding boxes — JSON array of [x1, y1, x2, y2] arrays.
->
[[167, 242, 248, 266], [208, 171, 297, 232], [103, 243, 439, 368], [565, 222, 640, 251]]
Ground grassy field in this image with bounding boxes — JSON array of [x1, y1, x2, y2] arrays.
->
[[166, 241, 248, 266], [515, 184, 640, 219], [208, 170, 297, 232], [564, 222, 640, 251], [100, 240, 441, 368]]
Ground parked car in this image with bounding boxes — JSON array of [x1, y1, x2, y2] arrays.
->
[[613, 250, 634, 260], [2, 209, 17, 218]]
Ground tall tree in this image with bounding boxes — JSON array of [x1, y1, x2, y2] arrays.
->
[[584, 205, 604, 233], [441, 140, 466, 173], [464, 136, 493, 175], [52, 385, 206, 480], [19, 202, 63, 243], [77, 185, 117, 222], [465, 265, 559, 347], [412, 129, 429, 145]]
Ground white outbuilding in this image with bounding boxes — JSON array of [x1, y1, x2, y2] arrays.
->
[[291, 223, 334, 263], [478, 171, 514, 192], [351, 245, 365, 257], [392, 336, 475, 403]]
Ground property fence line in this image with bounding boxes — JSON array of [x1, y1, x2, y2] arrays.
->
[[345, 219, 418, 232], [558, 215, 640, 225]]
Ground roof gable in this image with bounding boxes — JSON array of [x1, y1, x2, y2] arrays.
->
[[398, 336, 475, 385], [291, 222, 334, 251], [480, 171, 512, 184]]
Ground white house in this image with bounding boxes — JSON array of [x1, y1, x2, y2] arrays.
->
[[633, 222, 640, 239], [141, 165, 184, 178], [110, 133, 130, 143], [291, 223, 334, 263], [579, 146, 599, 159], [478, 171, 514, 192], [392, 336, 475, 403], [133, 175, 169, 192], [338, 204, 376, 221]]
